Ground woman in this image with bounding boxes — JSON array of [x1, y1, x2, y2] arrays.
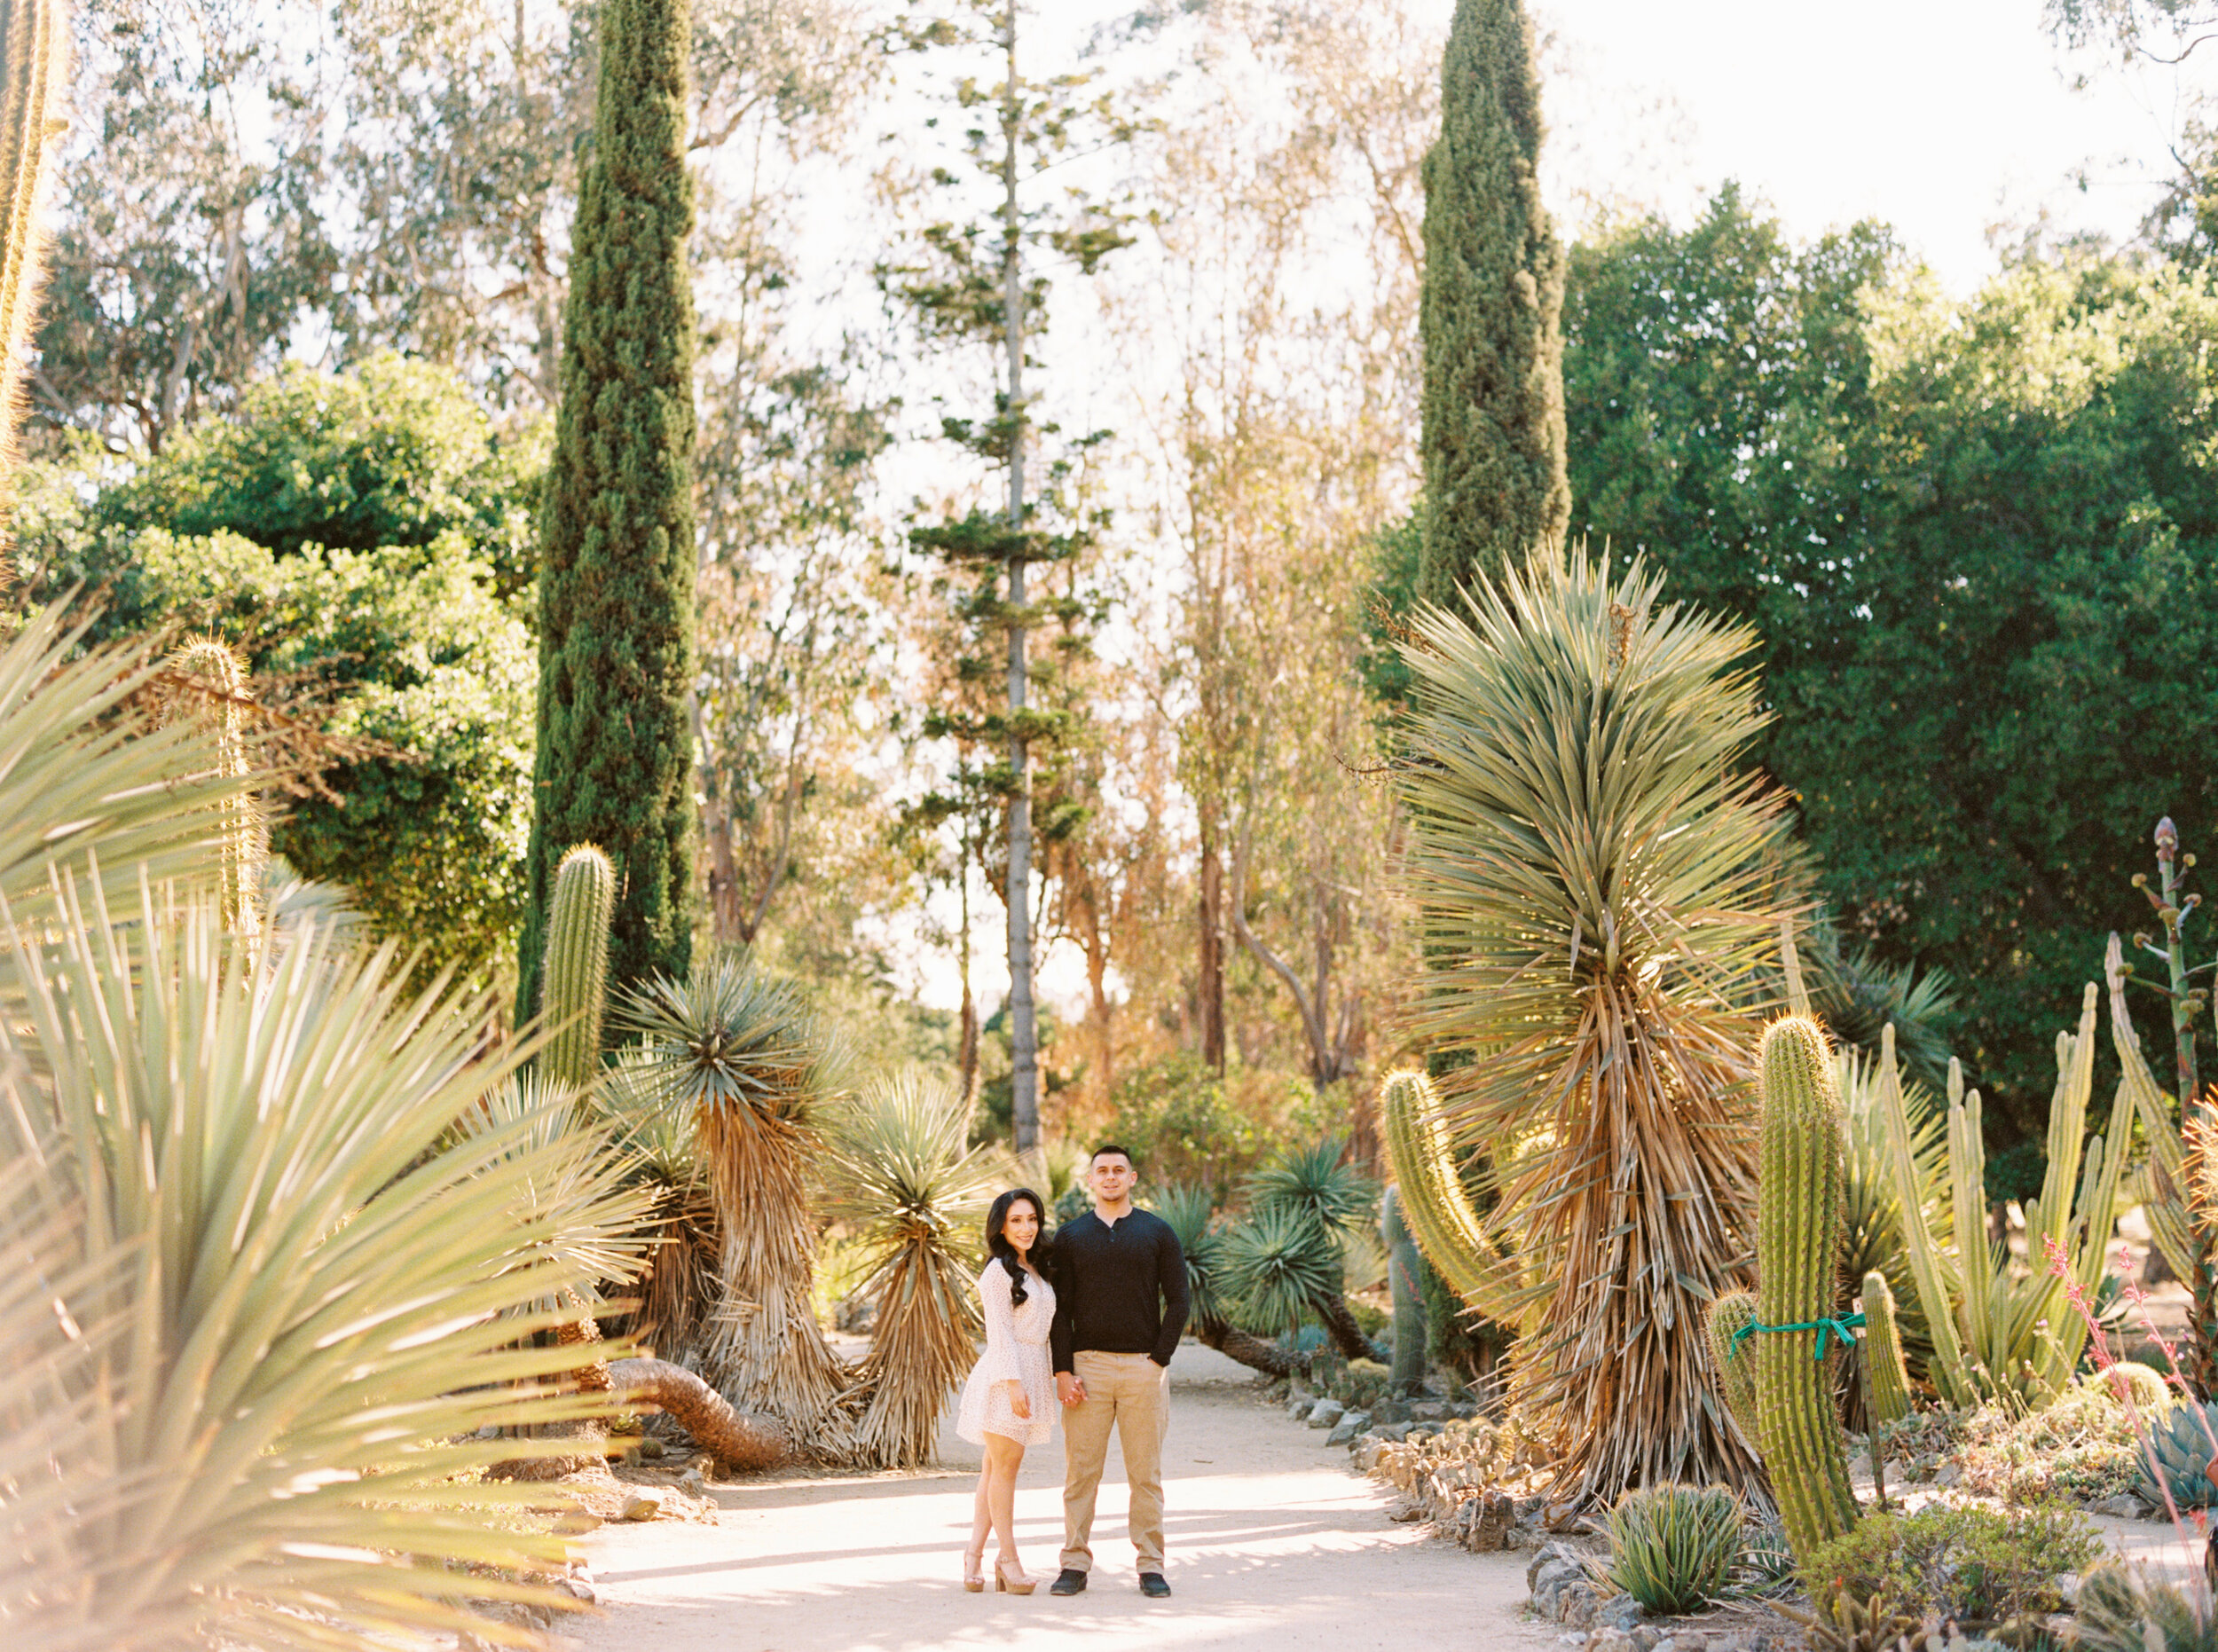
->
[[955, 1187, 1057, 1593]]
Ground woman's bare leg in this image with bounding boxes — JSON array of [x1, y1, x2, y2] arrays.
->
[[982, 1432, 1028, 1569], [967, 1466, 990, 1575]]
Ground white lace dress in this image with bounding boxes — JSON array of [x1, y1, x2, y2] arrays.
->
[[955, 1261, 1058, 1447]]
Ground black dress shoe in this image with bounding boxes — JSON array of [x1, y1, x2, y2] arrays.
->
[[1049, 1568, 1088, 1596], [1138, 1573, 1172, 1599]]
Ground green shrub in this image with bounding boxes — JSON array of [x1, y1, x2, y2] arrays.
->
[[1107, 1055, 1274, 1202], [1327, 1358, 1392, 1412], [1798, 1499, 2097, 1628], [1601, 1483, 1742, 1615], [1952, 1387, 2145, 1505]]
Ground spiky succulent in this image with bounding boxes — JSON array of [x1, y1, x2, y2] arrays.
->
[[1219, 1203, 1342, 1338], [1153, 1181, 1230, 1331], [2138, 1399, 2218, 1508], [1601, 1483, 1743, 1615]]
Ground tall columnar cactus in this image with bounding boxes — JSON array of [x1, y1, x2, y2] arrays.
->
[[1379, 1069, 1521, 1325], [1381, 1184, 1429, 1395], [163, 635, 262, 933], [539, 844, 616, 1092], [1755, 1015, 1859, 1561], [1703, 1291, 1762, 1451], [1859, 1270, 1912, 1430], [0, 0, 67, 515]]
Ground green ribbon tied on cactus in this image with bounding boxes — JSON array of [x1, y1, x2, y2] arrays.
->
[[1726, 1310, 1867, 1363]]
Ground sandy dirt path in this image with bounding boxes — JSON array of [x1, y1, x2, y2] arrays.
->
[[557, 1343, 1553, 1652]]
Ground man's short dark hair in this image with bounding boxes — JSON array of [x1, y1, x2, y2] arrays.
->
[[1089, 1143, 1137, 1169]]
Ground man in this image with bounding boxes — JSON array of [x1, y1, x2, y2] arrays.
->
[[1048, 1144, 1190, 1601]]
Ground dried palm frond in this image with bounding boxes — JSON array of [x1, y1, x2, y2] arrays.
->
[[819, 1069, 1003, 1468], [1397, 546, 1790, 1505], [617, 956, 853, 1443], [0, 880, 649, 1652]]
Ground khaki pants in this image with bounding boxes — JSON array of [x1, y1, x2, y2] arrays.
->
[[1059, 1349, 1170, 1574]]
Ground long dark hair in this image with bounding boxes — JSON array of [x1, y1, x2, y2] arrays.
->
[[985, 1188, 1046, 1309]]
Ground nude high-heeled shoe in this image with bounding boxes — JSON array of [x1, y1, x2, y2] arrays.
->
[[995, 1557, 1037, 1595], [963, 1543, 986, 1593]]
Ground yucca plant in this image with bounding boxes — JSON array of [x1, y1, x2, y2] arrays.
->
[[817, 1068, 1003, 1468], [617, 954, 853, 1444], [1154, 1181, 1303, 1378], [1240, 1138, 1379, 1360], [0, 877, 655, 1652], [1396, 546, 1787, 1503], [1219, 1202, 1345, 1340], [598, 1049, 723, 1363], [1600, 1483, 1744, 1616]]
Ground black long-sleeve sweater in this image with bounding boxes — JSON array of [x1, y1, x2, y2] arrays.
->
[[1049, 1207, 1190, 1373]]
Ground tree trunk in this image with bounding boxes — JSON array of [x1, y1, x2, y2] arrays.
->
[[1198, 816, 1225, 1072], [1315, 1291, 1377, 1364], [609, 1357, 788, 1473], [1192, 1316, 1303, 1380], [999, 4, 1039, 1153]]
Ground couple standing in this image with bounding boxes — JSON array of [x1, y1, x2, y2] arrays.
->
[[955, 1145, 1191, 1600]]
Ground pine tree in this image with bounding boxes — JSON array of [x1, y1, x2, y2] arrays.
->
[[516, 0, 699, 1026], [891, 0, 1129, 1152], [1418, 0, 1569, 605]]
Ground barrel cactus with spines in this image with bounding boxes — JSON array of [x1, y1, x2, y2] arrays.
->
[[1859, 1270, 1912, 1430], [1381, 1185, 1428, 1395], [2094, 1361, 2173, 1413], [539, 843, 617, 1092], [1755, 1014, 1859, 1560], [1703, 1290, 1762, 1451]]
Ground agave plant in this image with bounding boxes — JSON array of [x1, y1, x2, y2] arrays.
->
[[1396, 547, 1788, 1503], [0, 878, 654, 1652], [1601, 1483, 1743, 1616], [617, 954, 853, 1442], [818, 1069, 1003, 1468]]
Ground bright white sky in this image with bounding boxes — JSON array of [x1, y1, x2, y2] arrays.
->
[[1533, 0, 2183, 287]]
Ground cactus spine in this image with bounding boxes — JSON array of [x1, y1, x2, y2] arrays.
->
[[1703, 1290, 1762, 1451], [1382, 1184, 1428, 1394], [1755, 1014, 1858, 1561], [539, 844, 616, 1091], [163, 635, 262, 932], [1859, 1270, 1911, 1429], [1379, 1069, 1522, 1325], [0, 0, 65, 516]]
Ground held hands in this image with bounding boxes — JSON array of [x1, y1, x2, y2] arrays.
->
[[1003, 1379, 1032, 1422], [1056, 1372, 1086, 1407]]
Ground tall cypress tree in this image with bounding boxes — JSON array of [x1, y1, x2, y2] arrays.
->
[[516, 0, 699, 1025], [1418, 0, 1569, 605]]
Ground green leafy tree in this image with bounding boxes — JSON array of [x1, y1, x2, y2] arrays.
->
[[13, 358, 540, 995], [517, 0, 702, 1027], [1417, 0, 1568, 604], [87, 351, 543, 593], [1562, 196, 2218, 1144]]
